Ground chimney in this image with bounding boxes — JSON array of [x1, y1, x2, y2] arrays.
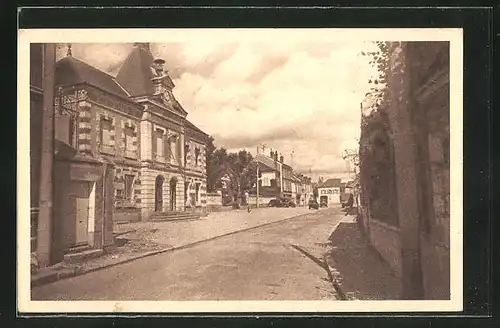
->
[[270, 150, 273, 158], [280, 154, 284, 163]]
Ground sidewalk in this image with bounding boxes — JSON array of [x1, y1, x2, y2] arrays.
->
[[323, 210, 402, 300], [32, 207, 313, 287]]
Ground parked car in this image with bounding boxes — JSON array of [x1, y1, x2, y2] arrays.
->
[[268, 198, 285, 207], [320, 199, 328, 208], [284, 200, 296, 208], [308, 199, 319, 209]]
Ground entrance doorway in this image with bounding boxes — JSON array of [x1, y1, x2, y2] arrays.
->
[[155, 175, 164, 212], [70, 181, 93, 246], [169, 177, 177, 211]]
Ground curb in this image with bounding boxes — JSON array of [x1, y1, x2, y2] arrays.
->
[[31, 210, 320, 288], [290, 244, 348, 301]]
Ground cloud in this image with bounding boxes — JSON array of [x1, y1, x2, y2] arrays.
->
[[59, 40, 377, 181]]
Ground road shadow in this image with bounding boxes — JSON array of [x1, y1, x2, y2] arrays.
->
[[325, 221, 402, 300]]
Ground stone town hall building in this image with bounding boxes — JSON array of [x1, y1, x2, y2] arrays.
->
[[30, 43, 209, 267]]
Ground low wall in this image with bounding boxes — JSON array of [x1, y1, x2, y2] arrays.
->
[[205, 192, 223, 213], [114, 207, 141, 223], [368, 219, 402, 278], [247, 196, 274, 206]]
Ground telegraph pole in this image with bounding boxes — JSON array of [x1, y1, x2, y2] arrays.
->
[[256, 146, 259, 208], [342, 149, 358, 181]]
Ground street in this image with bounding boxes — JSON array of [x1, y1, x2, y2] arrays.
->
[[32, 207, 344, 301]]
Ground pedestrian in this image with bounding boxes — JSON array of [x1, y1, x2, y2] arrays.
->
[[345, 193, 354, 216]]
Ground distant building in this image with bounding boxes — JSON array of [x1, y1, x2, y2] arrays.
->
[[317, 178, 342, 205], [249, 150, 311, 206]]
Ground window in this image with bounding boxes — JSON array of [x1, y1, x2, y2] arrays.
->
[[195, 147, 200, 166], [99, 118, 114, 154], [170, 136, 177, 163], [116, 188, 124, 199], [124, 126, 135, 158], [184, 144, 189, 165], [156, 129, 164, 158], [101, 119, 112, 145], [124, 175, 134, 201]]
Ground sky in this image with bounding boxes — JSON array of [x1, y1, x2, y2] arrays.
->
[[56, 40, 378, 182]]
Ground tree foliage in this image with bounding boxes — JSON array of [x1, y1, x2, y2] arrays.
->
[[358, 42, 399, 226], [361, 41, 391, 115], [206, 141, 256, 206]]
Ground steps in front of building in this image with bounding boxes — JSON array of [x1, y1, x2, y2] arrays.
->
[[63, 248, 104, 264], [149, 211, 201, 222]]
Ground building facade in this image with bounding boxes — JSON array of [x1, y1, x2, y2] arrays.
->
[[317, 178, 342, 205], [30, 43, 209, 268], [249, 149, 311, 206]]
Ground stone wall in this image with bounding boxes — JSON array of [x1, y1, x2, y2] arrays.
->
[[247, 196, 274, 207], [368, 219, 402, 277], [359, 41, 451, 299]]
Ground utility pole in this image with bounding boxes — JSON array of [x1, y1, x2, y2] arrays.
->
[[342, 149, 358, 181], [256, 146, 259, 208]]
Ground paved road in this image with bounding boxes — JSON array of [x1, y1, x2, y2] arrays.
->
[[32, 207, 344, 301]]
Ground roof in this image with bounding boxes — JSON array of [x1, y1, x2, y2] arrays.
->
[[55, 56, 130, 99], [258, 155, 279, 171], [318, 178, 342, 188], [115, 45, 156, 97], [258, 162, 276, 172], [185, 119, 209, 137], [345, 180, 355, 188]]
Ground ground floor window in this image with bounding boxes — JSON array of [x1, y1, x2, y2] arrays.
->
[[124, 174, 134, 201]]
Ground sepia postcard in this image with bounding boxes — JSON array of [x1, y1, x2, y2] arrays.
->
[[18, 28, 463, 314]]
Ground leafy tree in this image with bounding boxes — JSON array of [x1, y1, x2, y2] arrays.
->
[[360, 41, 391, 115], [206, 144, 257, 207], [225, 150, 256, 207], [205, 136, 219, 192]]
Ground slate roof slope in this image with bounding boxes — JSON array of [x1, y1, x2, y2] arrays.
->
[[319, 178, 342, 188], [185, 119, 209, 136], [258, 155, 279, 171], [115, 45, 156, 97], [55, 56, 130, 99]]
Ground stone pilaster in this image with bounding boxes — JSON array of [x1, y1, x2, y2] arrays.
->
[[140, 113, 153, 161]]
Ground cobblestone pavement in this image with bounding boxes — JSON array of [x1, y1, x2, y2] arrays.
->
[[32, 207, 344, 301]]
